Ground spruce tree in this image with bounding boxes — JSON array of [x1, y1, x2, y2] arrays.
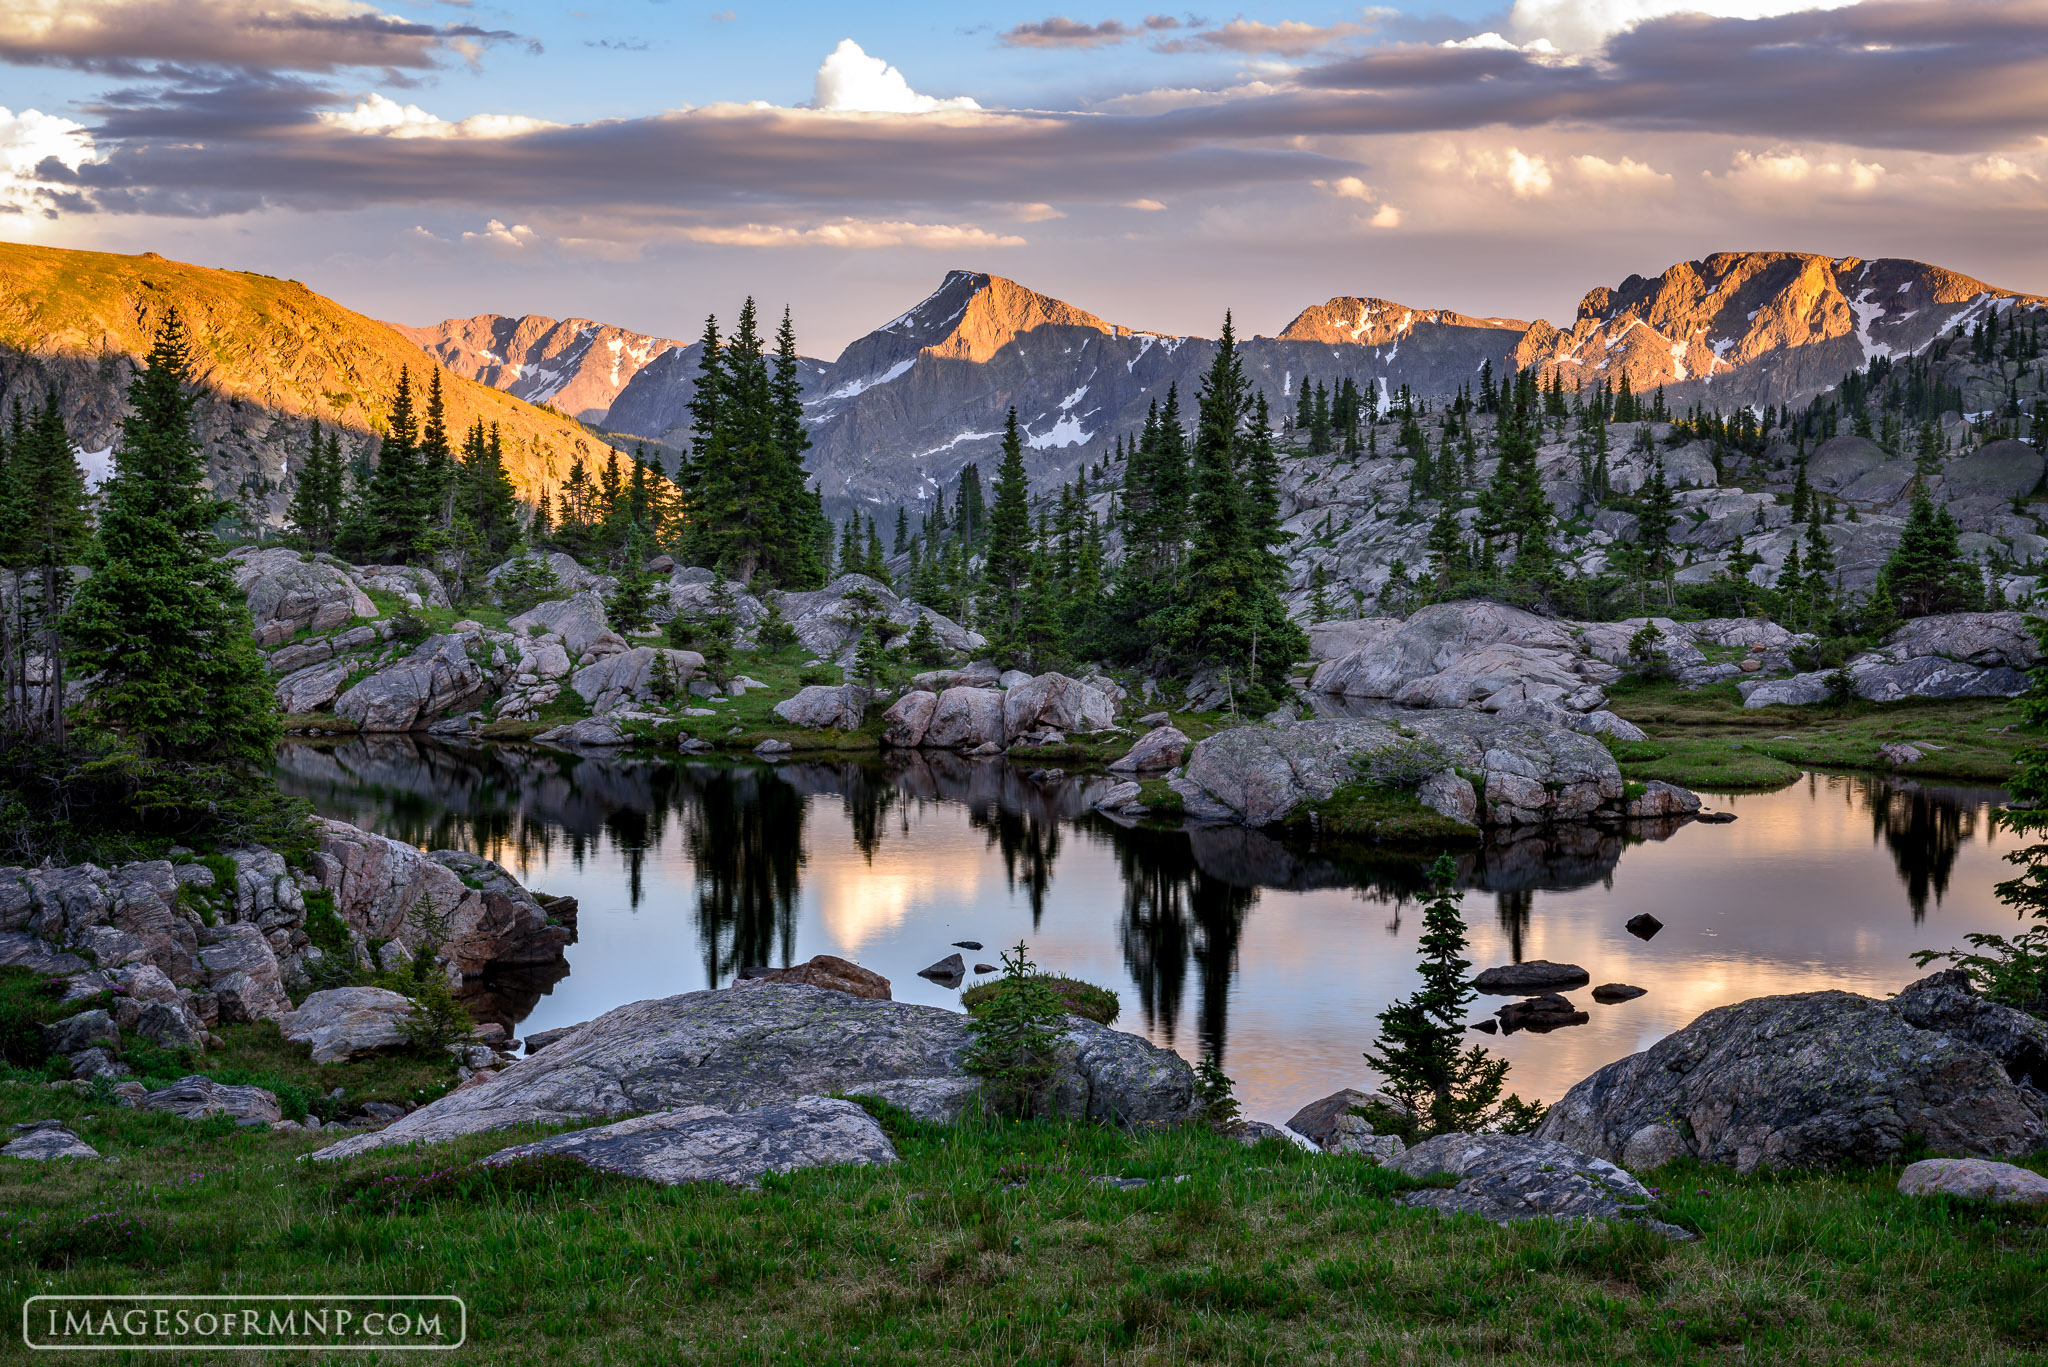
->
[[66, 310, 279, 767], [606, 523, 662, 632], [340, 367, 422, 562], [768, 306, 829, 588], [418, 368, 454, 525], [1636, 453, 1680, 608], [981, 409, 1034, 656], [286, 419, 345, 553], [1876, 485, 1984, 619], [460, 422, 522, 556], [5, 396, 91, 740]]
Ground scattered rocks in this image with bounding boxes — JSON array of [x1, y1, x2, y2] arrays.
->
[[1624, 914, 1664, 940], [1897, 1158, 2048, 1206], [734, 955, 890, 1001], [1284, 1088, 1409, 1150], [772, 684, 870, 732], [138, 1075, 283, 1124], [1324, 1112, 1407, 1163], [2, 1121, 99, 1161], [278, 987, 416, 1064], [482, 1096, 897, 1189], [953, 941, 983, 951], [1392, 1133, 1688, 1238], [1496, 993, 1589, 1033], [973, 963, 997, 974], [1473, 961, 1590, 992], [42, 1009, 118, 1057], [1592, 984, 1648, 1004], [753, 739, 792, 756], [523, 1024, 584, 1056], [1093, 781, 1143, 813], [1535, 971, 2048, 1173], [1625, 780, 1702, 820], [1107, 726, 1189, 774], [916, 953, 966, 986]]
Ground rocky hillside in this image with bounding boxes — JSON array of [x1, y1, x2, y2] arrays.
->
[[389, 313, 686, 425], [0, 242, 617, 523]]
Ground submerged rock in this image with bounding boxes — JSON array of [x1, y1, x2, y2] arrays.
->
[[1624, 913, 1664, 940], [1496, 993, 1589, 1033], [1473, 961, 1589, 992]]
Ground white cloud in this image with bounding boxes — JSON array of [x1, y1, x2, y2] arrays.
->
[[1569, 153, 1670, 187], [812, 39, 980, 114], [1367, 203, 1403, 228], [1441, 30, 1559, 54], [318, 93, 554, 139], [1972, 155, 2039, 183], [460, 218, 537, 248], [1002, 201, 1066, 221], [676, 217, 1023, 249], [1420, 143, 1555, 198], [1718, 146, 1885, 194], [0, 106, 96, 215], [1506, 0, 1861, 52], [1313, 175, 1377, 201], [1505, 148, 1553, 197], [1122, 198, 1167, 211]]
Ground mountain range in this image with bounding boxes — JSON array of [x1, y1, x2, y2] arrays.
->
[[1, 240, 2036, 527], [416, 253, 2041, 517]]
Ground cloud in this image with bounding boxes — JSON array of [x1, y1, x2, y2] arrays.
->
[[813, 39, 980, 113], [0, 0, 522, 76], [1155, 17, 1371, 56], [1423, 144, 1554, 197], [1143, 14, 1183, 30], [676, 217, 1026, 248], [1367, 203, 1401, 227], [1972, 155, 2039, 183], [460, 217, 536, 247], [1002, 201, 1067, 220], [1122, 197, 1166, 209], [1313, 174, 1375, 200], [1507, 0, 1861, 52], [0, 105, 96, 214], [1716, 146, 1885, 194], [1000, 17, 1132, 48], [1569, 152, 1670, 187], [316, 92, 555, 138]]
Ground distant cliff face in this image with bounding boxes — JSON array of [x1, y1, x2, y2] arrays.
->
[[389, 313, 684, 426], [0, 242, 615, 523]]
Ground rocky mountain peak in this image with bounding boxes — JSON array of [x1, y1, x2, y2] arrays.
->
[[1278, 298, 1524, 347], [870, 269, 1141, 366], [392, 312, 684, 424]]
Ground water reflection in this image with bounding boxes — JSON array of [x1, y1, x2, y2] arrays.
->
[[274, 738, 2023, 1116]]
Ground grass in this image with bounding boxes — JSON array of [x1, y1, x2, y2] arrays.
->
[[1605, 680, 2029, 788], [1291, 781, 1484, 846], [0, 1076, 2042, 1364], [961, 976, 1121, 1026]]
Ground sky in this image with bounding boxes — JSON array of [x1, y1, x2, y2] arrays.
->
[[5, 0, 2048, 355]]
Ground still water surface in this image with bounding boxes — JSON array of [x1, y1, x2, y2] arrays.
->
[[275, 738, 2025, 1122]]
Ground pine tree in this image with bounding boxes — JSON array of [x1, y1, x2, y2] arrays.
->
[[606, 523, 662, 632], [893, 506, 910, 555], [1876, 485, 1985, 619], [768, 306, 829, 588], [459, 422, 522, 555], [3, 396, 91, 740], [1476, 378, 1552, 578], [418, 368, 453, 526], [863, 517, 890, 586], [66, 309, 279, 767], [1364, 854, 1541, 1136], [340, 367, 422, 562], [981, 409, 1034, 656], [1636, 453, 1680, 608], [1426, 497, 1463, 594], [286, 419, 345, 553]]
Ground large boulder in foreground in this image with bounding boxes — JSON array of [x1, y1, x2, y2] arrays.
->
[[312, 983, 1196, 1160], [231, 547, 378, 647], [773, 684, 870, 732], [279, 986, 416, 1064], [1535, 971, 2048, 1174], [481, 1096, 897, 1188], [333, 634, 491, 732], [1172, 710, 1626, 828], [571, 647, 705, 715]]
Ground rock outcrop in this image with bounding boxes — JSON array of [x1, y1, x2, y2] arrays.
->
[[481, 1096, 898, 1188], [1742, 611, 2039, 708], [333, 634, 492, 732], [1535, 971, 2048, 1173], [1172, 709, 1636, 829], [773, 576, 982, 664], [570, 647, 705, 715], [312, 982, 1197, 1159], [1392, 1133, 1688, 1237], [279, 987, 416, 1064], [1310, 601, 1615, 712], [230, 548, 378, 647], [773, 685, 871, 732]]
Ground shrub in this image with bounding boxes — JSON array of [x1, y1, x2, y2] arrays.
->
[[756, 596, 800, 654], [1354, 738, 1451, 790], [4, 1208, 166, 1268], [332, 1153, 624, 1217], [1194, 1055, 1241, 1130], [0, 967, 69, 1068], [398, 968, 477, 1057], [493, 555, 562, 613], [962, 943, 1069, 1118], [797, 666, 836, 687], [962, 973, 1120, 1026], [390, 610, 430, 644]]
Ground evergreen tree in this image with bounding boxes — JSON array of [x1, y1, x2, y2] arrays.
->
[[1426, 497, 1463, 594], [1875, 486, 1985, 619], [285, 419, 346, 553], [66, 310, 278, 766], [768, 307, 829, 588], [1636, 454, 1680, 608], [981, 409, 1034, 656], [893, 506, 910, 555], [1476, 379, 1552, 577], [339, 367, 422, 562], [1364, 855, 1542, 1136], [459, 422, 522, 556], [418, 368, 453, 525], [863, 517, 890, 586], [606, 523, 662, 632], [2, 396, 91, 740], [1160, 314, 1304, 702]]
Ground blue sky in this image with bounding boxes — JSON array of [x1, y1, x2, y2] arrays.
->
[[5, 0, 2046, 354]]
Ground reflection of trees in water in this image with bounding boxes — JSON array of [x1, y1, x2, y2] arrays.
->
[[1856, 777, 1990, 924], [684, 766, 806, 987], [1107, 823, 1257, 1065], [972, 804, 1062, 928], [1494, 890, 1533, 962]]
